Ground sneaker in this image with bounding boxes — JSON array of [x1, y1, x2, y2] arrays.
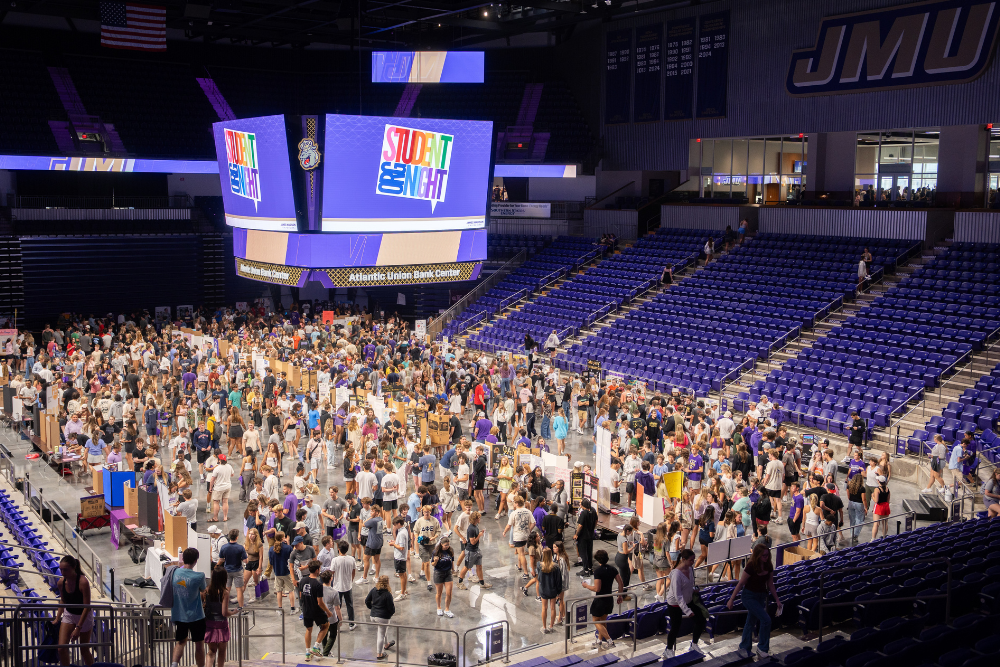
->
[[479, 582, 493, 589], [437, 609, 444, 616], [356, 564, 363, 571], [348, 624, 356, 631], [427, 583, 433, 591], [591, 641, 603, 649], [310, 645, 323, 656], [356, 578, 369, 585], [541, 627, 550, 634], [755, 648, 770, 658], [735, 648, 750, 659], [521, 586, 528, 596], [394, 593, 407, 601], [688, 639, 700, 651], [369, 567, 376, 576], [457, 582, 467, 590], [305, 654, 312, 662], [444, 610, 454, 618], [643, 584, 652, 591], [660, 649, 674, 659], [521, 573, 529, 580], [921, 487, 934, 493], [603, 641, 616, 649], [408, 575, 417, 582]]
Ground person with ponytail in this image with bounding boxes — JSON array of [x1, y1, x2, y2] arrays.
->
[[726, 543, 783, 659], [52, 555, 94, 666]]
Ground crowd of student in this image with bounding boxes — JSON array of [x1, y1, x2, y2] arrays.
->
[[13, 300, 967, 666]]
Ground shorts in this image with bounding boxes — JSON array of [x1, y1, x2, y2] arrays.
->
[[512, 540, 527, 549], [457, 488, 470, 501], [688, 480, 702, 490], [62, 611, 94, 633], [802, 523, 817, 538], [767, 488, 782, 499], [197, 450, 210, 464], [465, 550, 482, 567], [274, 575, 294, 594], [394, 559, 408, 574], [347, 528, 360, 546], [174, 618, 207, 643], [474, 480, 484, 491], [784, 475, 797, 486], [245, 560, 259, 572], [226, 570, 244, 589], [145, 426, 157, 436], [788, 518, 802, 536], [419, 544, 435, 562], [382, 499, 397, 511], [213, 487, 231, 502], [433, 570, 453, 585], [304, 614, 329, 629], [364, 546, 382, 557], [87, 453, 104, 465], [931, 458, 942, 473]]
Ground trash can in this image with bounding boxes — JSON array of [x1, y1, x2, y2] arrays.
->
[[428, 652, 457, 667]]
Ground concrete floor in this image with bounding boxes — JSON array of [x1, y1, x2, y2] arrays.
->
[[0, 419, 929, 665]]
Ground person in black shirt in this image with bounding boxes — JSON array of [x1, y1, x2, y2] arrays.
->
[[263, 369, 276, 402], [820, 483, 844, 528], [645, 415, 662, 452], [449, 414, 463, 443], [298, 561, 331, 658], [803, 474, 827, 504], [541, 504, 564, 548], [574, 499, 597, 575]]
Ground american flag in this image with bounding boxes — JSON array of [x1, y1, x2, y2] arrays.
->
[[100, 3, 167, 51]]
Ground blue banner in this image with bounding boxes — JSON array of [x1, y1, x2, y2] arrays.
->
[[633, 24, 662, 123], [605, 29, 633, 124], [696, 10, 730, 119], [664, 18, 696, 121]]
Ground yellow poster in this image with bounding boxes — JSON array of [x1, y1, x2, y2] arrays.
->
[[664, 471, 684, 499]]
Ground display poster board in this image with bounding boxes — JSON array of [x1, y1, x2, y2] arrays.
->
[[427, 413, 450, 447], [663, 470, 685, 499], [595, 426, 612, 512], [490, 442, 517, 475]]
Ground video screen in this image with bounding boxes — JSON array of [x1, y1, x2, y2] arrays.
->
[[212, 115, 297, 232], [321, 114, 493, 234], [372, 51, 485, 83]]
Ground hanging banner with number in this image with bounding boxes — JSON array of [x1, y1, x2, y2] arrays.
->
[[605, 29, 632, 124], [664, 17, 696, 121], [633, 23, 662, 122], [696, 10, 730, 119]]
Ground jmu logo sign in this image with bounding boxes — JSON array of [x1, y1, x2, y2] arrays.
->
[[786, 0, 1000, 96]]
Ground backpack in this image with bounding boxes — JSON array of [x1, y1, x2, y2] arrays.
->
[[158, 565, 178, 608]]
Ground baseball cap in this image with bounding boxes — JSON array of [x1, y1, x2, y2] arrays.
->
[[304, 494, 314, 501], [292, 536, 304, 545], [218, 454, 227, 462], [294, 522, 307, 531], [876, 475, 887, 483], [207, 525, 221, 534], [825, 483, 837, 491]]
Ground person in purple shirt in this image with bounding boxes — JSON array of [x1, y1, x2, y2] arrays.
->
[[846, 450, 866, 480], [474, 414, 493, 441], [635, 461, 657, 496], [748, 427, 764, 457], [106, 442, 123, 468], [181, 370, 197, 391], [283, 483, 299, 516], [532, 499, 548, 537], [788, 483, 804, 540], [687, 445, 705, 489]]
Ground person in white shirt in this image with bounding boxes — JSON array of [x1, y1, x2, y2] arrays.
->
[[746, 403, 761, 424], [356, 465, 377, 502], [501, 496, 535, 573], [717, 411, 736, 442], [454, 454, 471, 501], [380, 468, 400, 521], [209, 455, 235, 522], [330, 542, 357, 629]]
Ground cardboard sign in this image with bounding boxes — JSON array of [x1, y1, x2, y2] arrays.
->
[[490, 443, 517, 474], [322, 311, 335, 324], [427, 412, 451, 447], [663, 470, 685, 499], [80, 495, 105, 519]]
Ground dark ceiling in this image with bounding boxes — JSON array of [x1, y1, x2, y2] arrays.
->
[[1, 0, 712, 48]]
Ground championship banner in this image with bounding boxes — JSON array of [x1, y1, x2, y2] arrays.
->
[[605, 29, 633, 124], [664, 17, 696, 121], [633, 23, 662, 122], [696, 10, 730, 119]]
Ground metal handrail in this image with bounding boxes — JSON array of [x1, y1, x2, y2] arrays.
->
[[336, 618, 460, 667], [461, 620, 511, 666], [431, 249, 529, 339], [562, 591, 639, 654], [588, 181, 637, 210], [816, 556, 952, 642]]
